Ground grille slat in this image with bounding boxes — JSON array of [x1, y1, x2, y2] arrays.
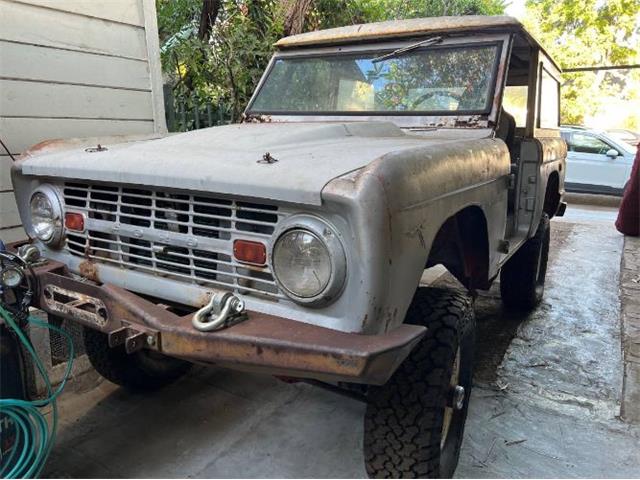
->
[[63, 182, 283, 299]]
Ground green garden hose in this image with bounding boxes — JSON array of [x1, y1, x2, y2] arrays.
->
[[0, 305, 74, 479]]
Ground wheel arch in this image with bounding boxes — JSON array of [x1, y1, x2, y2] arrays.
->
[[543, 170, 561, 218], [425, 205, 491, 291]]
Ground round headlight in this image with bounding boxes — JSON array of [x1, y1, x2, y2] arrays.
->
[[29, 186, 63, 246], [1, 267, 23, 288], [271, 216, 346, 306], [273, 229, 331, 298], [30, 192, 55, 240]]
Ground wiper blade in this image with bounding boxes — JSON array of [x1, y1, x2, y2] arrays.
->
[[372, 36, 443, 64]]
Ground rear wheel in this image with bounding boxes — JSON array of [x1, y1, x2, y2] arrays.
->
[[500, 213, 550, 311], [84, 328, 191, 391], [364, 287, 475, 478]]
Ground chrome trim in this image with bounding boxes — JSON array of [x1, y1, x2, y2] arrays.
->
[[270, 214, 347, 307], [30, 184, 64, 248]]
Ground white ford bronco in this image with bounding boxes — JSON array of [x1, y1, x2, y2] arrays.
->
[[9, 15, 566, 478]]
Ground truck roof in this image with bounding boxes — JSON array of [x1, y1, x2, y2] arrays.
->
[[275, 15, 555, 69]]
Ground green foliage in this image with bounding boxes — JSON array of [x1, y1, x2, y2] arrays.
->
[[157, 0, 506, 122], [306, 0, 506, 29], [524, 0, 640, 127]]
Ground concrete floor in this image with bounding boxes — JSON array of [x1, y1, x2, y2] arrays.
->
[[44, 204, 640, 478]]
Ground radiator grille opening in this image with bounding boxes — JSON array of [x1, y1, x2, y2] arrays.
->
[[63, 182, 283, 299]]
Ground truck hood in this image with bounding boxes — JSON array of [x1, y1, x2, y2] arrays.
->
[[20, 122, 481, 205]]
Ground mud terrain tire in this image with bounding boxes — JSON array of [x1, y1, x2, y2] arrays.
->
[[84, 328, 191, 391], [500, 213, 550, 311], [364, 287, 475, 478]]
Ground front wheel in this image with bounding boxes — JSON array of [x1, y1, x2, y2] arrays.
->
[[364, 287, 476, 478], [84, 328, 191, 391]]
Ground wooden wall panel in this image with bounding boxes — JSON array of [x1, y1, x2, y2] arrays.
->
[[1, 156, 14, 192], [0, 226, 26, 243], [1, 80, 154, 120], [10, 0, 145, 26], [0, 0, 147, 59], [0, 41, 151, 90], [0, 192, 20, 228]]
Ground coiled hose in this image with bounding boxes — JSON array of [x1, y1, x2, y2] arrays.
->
[[0, 305, 74, 478]]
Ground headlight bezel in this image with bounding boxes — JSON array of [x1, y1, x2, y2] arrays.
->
[[270, 215, 346, 307], [29, 184, 64, 247]]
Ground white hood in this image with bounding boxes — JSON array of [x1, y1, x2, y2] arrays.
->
[[20, 121, 468, 205]]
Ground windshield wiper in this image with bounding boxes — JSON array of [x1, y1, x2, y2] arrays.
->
[[372, 36, 443, 63]]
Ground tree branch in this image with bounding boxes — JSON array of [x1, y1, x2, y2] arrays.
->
[[198, 0, 222, 41]]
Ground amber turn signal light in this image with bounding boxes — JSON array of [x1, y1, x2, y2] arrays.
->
[[233, 239, 266, 265], [64, 212, 85, 232]]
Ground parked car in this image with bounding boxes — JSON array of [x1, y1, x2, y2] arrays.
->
[[607, 128, 640, 147], [561, 127, 636, 195], [9, 16, 566, 478]]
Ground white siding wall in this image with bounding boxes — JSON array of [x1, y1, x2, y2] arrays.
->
[[0, 0, 166, 242]]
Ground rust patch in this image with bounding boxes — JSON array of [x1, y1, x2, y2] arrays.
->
[[454, 115, 483, 128], [18, 138, 69, 161], [275, 16, 523, 48], [79, 260, 100, 283], [243, 114, 274, 123], [42, 284, 109, 327]]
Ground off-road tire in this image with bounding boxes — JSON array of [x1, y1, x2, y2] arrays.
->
[[500, 213, 550, 311], [84, 328, 191, 391], [364, 287, 476, 478]]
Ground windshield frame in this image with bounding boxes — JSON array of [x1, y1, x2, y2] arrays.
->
[[245, 35, 508, 123]]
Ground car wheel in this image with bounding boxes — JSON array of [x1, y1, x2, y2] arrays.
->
[[500, 213, 550, 311], [364, 287, 475, 478], [84, 328, 191, 391]]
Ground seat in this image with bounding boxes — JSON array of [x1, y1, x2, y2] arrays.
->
[[496, 108, 516, 149]]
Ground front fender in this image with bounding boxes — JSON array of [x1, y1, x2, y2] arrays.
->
[[324, 138, 511, 334]]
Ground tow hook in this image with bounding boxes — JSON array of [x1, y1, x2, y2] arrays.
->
[[192, 292, 246, 332]]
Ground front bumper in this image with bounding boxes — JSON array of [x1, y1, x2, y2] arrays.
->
[[29, 260, 425, 385]]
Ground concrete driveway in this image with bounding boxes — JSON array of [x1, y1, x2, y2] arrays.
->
[[44, 204, 640, 478]]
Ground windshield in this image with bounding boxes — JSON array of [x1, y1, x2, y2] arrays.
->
[[612, 137, 637, 155], [248, 43, 501, 115]]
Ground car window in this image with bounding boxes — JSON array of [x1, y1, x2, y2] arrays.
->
[[538, 68, 559, 128], [567, 133, 612, 155], [503, 86, 527, 127]]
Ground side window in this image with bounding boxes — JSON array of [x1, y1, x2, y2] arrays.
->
[[503, 86, 528, 127], [538, 67, 559, 128], [569, 133, 612, 155]]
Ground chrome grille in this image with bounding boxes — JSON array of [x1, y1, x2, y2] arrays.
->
[[62, 182, 284, 299]]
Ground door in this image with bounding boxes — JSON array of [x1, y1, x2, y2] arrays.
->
[[563, 131, 631, 190]]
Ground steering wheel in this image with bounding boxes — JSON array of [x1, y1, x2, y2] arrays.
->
[[410, 90, 462, 110]]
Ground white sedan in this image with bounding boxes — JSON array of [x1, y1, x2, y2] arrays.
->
[[561, 127, 637, 195]]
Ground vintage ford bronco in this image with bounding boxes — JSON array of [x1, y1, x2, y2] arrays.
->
[[8, 15, 566, 478]]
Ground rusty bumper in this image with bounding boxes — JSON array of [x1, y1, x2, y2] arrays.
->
[[31, 261, 425, 385]]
